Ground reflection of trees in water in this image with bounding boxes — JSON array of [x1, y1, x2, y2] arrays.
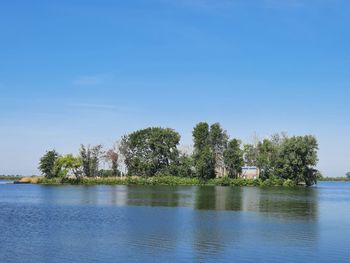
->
[[126, 186, 180, 207], [193, 187, 243, 261], [245, 187, 319, 222], [195, 186, 242, 211], [192, 186, 319, 255], [194, 186, 319, 222]]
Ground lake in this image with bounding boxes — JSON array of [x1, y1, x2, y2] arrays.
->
[[1, 181, 350, 263]]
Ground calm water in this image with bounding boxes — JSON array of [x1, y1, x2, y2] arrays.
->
[[1, 181, 350, 263]]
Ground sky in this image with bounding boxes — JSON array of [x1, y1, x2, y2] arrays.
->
[[1, 0, 350, 176]]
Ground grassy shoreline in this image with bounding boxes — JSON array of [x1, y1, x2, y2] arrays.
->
[[17, 176, 300, 187]]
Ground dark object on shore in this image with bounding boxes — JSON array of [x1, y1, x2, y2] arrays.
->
[[14, 181, 30, 184]]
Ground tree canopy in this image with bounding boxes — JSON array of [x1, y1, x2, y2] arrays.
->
[[120, 127, 181, 176], [38, 150, 59, 178]]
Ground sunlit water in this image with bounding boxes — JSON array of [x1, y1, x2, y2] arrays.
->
[[1, 181, 350, 263]]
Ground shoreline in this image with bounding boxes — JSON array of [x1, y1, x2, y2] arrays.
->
[[15, 176, 305, 187]]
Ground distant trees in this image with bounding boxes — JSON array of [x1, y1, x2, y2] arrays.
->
[[80, 145, 104, 177], [37, 122, 321, 186], [346, 172, 350, 179], [38, 150, 59, 178], [120, 127, 181, 176], [224, 139, 244, 178]]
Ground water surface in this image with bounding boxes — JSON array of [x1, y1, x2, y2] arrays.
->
[[1, 181, 349, 262]]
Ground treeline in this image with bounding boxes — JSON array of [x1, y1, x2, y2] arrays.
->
[[38, 122, 320, 186]]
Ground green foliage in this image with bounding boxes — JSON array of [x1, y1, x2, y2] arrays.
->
[[120, 127, 181, 176], [38, 150, 59, 178], [243, 144, 258, 166], [166, 154, 195, 177], [346, 172, 350, 179], [54, 154, 82, 178], [80, 145, 103, 177], [37, 176, 297, 187], [256, 139, 278, 180], [224, 139, 244, 178], [194, 146, 216, 180], [193, 122, 210, 151], [193, 122, 227, 179], [275, 135, 319, 186], [98, 169, 121, 177]]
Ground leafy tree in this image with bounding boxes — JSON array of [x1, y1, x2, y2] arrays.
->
[[195, 146, 216, 180], [55, 154, 82, 178], [275, 135, 319, 186], [224, 139, 244, 178], [167, 154, 195, 177], [120, 127, 181, 176], [209, 123, 228, 177], [193, 122, 216, 179], [80, 145, 104, 177], [193, 122, 210, 151], [346, 172, 350, 179], [243, 144, 258, 166], [38, 150, 59, 178], [256, 139, 276, 180]]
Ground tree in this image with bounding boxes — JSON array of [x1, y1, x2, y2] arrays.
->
[[195, 146, 216, 180], [120, 127, 181, 176], [243, 144, 258, 166], [346, 172, 350, 179], [209, 123, 228, 177], [193, 122, 210, 152], [256, 139, 276, 180], [55, 154, 82, 178], [167, 154, 195, 177], [80, 144, 104, 177], [275, 135, 319, 186], [38, 150, 59, 178], [192, 122, 216, 179], [105, 149, 120, 177], [224, 139, 244, 178]]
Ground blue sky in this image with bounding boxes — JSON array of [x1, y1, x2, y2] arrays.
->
[[1, 0, 350, 176]]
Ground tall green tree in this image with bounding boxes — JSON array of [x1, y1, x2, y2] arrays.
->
[[195, 145, 216, 180], [346, 172, 350, 179], [224, 139, 244, 178], [120, 127, 181, 176], [38, 150, 59, 178], [193, 122, 210, 151], [275, 135, 319, 186], [256, 139, 276, 180], [209, 123, 228, 177], [80, 144, 103, 177], [193, 122, 216, 179]]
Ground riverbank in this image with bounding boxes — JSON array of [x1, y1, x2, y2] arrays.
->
[[319, 177, 349, 182], [0, 175, 23, 180], [18, 176, 299, 187]]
